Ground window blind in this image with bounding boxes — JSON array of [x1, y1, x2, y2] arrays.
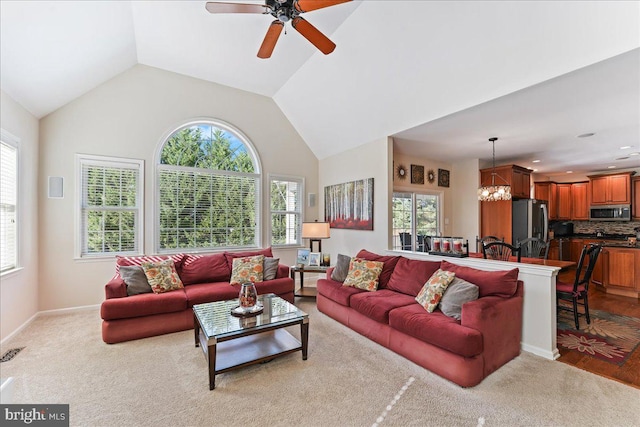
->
[[158, 166, 259, 252], [270, 177, 302, 246], [80, 158, 141, 256], [1, 141, 17, 272]]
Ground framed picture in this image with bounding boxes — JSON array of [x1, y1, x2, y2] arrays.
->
[[438, 169, 450, 187], [309, 252, 321, 267], [411, 164, 425, 184], [324, 178, 374, 230], [296, 249, 310, 266]]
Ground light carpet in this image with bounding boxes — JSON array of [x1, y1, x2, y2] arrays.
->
[[1, 300, 639, 427]]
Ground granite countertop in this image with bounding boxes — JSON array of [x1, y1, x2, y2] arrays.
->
[[549, 235, 639, 249]]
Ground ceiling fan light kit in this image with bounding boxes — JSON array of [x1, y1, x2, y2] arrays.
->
[[206, 0, 351, 58], [478, 137, 512, 202]]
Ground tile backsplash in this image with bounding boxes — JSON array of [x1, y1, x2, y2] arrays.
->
[[572, 220, 640, 236]]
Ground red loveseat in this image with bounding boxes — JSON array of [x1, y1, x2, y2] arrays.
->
[[101, 248, 294, 344], [317, 250, 523, 387]]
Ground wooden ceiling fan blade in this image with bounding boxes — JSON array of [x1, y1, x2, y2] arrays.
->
[[257, 21, 284, 59], [205, 2, 267, 14], [292, 17, 336, 55], [295, 0, 352, 13]]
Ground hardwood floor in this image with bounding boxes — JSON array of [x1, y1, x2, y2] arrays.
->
[[556, 268, 640, 388]]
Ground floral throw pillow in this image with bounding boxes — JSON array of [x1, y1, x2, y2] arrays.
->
[[415, 269, 456, 312], [141, 259, 184, 294], [230, 255, 265, 285], [342, 257, 384, 292]]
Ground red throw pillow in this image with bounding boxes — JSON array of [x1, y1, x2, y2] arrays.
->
[[355, 249, 401, 289], [440, 260, 519, 298], [387, 257, 441, 296], [116, 254, 185, 277], [224, 248, 274, 271], [180, 253, 230, 285]]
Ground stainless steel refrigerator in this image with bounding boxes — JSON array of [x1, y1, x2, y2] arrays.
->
[[512, 199, 549, 244]]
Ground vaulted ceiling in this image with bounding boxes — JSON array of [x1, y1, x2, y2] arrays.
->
[[2, 1, 639, 176]]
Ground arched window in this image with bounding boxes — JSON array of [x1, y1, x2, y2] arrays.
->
[[156, 121, 261, 253]]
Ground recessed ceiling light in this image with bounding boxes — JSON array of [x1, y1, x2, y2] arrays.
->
[[532, 159, 540, 163], [566, 171, 573, 174], [533, 169, 538, 172], [620, 146, 632, 150], [607, 166, 616, 169], [629, 152, 640, 156], [577, 133, 595, 138]]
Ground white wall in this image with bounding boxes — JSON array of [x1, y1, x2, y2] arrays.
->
[[37, 65, 319, 311], [0, 90, 39, 342], [451, 158, 482, 249], [392, 152, 453, 236], [319, 137, 392, 259]]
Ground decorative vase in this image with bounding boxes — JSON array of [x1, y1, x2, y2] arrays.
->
[[238, 283, 258, 309]]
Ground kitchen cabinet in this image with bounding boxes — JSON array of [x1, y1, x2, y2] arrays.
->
[[556, 184, 572, 220], [571, 182, 589, 220], [534, 182, 557, 220], [633, 177, 640, 219], [548, 239, 559, 261], [570, 238, 584, 265], [588, 172, 633, 205], [481, 165, 530, 199], [590, 245, 640, 298]]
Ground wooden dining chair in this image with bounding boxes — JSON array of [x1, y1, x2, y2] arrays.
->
[[518, 237, 550, 259], [556, 244, 602, 330], [482, 241, 522, 262], [476, 235, 503, 253]]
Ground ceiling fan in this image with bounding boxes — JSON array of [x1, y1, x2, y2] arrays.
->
[[205, 0, 352, 58]]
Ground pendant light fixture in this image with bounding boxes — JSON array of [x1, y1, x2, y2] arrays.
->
[[478, 137, 512, 202]]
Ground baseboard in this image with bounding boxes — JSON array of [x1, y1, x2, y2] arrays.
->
[[522, 343, 560, 360], [0, 312, 38, 346], [1, 304, 100, 346]]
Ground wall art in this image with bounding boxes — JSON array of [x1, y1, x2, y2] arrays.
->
[[324, 178, 374, 230]]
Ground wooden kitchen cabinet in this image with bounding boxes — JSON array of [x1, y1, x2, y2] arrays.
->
[[571, 182, 589, 220], [633, 177, 640, 219], [593, 246, 640, 298], [588, 172, 633, 205], [570, 238, 584, 265], [548, 239, 559, 261], [557, 184, 572, 220], [534, 182, 557, 219], [481, 165, 530, 199]]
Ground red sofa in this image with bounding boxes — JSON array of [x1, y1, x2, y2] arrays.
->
[[101, 248, 294, 344], [316, 250, 523, 387]]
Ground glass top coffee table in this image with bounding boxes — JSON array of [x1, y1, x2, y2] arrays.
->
[[193, 293, 309, 390]]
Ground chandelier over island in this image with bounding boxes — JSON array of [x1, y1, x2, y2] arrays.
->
[[478, 137, 512, 202]]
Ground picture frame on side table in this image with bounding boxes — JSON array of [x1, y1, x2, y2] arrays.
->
[[309, 252, 321, 267], [296, 249, 310, 266]]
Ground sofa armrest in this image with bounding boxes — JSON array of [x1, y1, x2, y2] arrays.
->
[[276, 264, 290, 279], [325, 267, 335, 279], [461, 282, 524, 373], [105, 276, 127, 299]]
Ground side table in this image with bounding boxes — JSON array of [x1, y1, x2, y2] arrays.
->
[[290, 265, 329, 298]]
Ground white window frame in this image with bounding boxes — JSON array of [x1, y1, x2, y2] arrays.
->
[[392, 190, 443, 251], [269, 174, 304, 247], [75, 154, 144, 259], [1, 129, 20, 274], [154, 118, 262, 254]]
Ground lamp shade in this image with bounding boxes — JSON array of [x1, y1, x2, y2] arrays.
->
[[302, 222, 330, 239]]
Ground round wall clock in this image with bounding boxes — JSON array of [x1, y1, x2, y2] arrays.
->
[[427, 169, 435, 184], [395, 164, 408, 180]]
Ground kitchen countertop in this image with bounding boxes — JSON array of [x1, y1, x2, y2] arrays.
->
[[550, 234, 639, 249]]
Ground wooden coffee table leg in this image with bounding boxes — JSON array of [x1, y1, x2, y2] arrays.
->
[[301, 320, 309, 360], [208, 342, 217, 390], [194, 312, 200, 347]]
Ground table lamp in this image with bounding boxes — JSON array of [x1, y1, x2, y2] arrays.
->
[[301, 221, 330, 253]]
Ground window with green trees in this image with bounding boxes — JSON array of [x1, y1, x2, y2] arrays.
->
[[270, 176, 303, 246], [78, 155, 143, 257], [157, 122, 260, 252]]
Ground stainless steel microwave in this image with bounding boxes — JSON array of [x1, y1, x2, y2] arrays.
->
[[589, 204, 631, 221]]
